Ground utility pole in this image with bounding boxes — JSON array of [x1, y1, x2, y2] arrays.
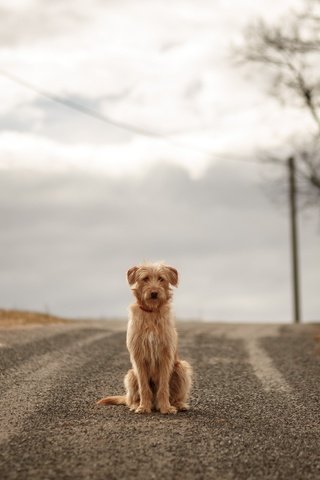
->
[[288, 156, 301, 323]]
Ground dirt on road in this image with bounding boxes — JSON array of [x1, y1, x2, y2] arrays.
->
[[0, 309, 71, 328], [0, 317, 319, 480]]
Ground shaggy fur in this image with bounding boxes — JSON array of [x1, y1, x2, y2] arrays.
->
[[97, 262, 192, 414]]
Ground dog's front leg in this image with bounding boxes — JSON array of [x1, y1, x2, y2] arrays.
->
[[135, 363, 152, 414], [157, 364, 177, 414]]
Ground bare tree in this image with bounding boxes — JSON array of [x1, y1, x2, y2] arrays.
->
[[239, 0, 320, 206]]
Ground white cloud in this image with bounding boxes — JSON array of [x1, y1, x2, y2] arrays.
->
[[0, 0, 309, 175], [0, 131, 212, 178]]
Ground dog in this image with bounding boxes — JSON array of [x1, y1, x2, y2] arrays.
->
[[97, 262, 192, 414]]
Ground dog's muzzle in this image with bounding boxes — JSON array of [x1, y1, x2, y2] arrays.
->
[[150, 291, 158, 299]]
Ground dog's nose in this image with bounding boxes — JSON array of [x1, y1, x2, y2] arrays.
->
[[150, 291, 158, 299]]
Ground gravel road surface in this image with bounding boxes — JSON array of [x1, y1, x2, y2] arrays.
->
[[0, 320, 319, 480]]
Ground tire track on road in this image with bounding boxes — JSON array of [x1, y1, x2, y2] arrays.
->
[[245, 337, 292, 393], [0, 329, 114, 445], [0, 330, 127, 480], [0, 326, 107, 374]]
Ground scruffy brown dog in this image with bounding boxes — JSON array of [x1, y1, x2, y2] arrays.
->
[[97, 262, 192, 414]]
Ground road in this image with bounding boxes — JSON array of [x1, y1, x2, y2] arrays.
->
[[0, 320, 319, 480]]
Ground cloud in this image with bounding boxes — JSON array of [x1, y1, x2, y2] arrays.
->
[[0, 0, 309, 145], [0, 130, 213, 178], [0, 161, 319, 321], [0, 0, 92, 47]]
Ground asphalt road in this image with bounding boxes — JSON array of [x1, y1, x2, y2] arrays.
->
[[0, 320, 319, 480]]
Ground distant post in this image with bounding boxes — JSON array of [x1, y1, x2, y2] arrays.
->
[[288, 156, 301, 323]]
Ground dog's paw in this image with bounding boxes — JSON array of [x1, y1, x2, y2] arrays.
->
[[160, 405, 177, 415], [176, 402, 189, 411], [129, 403, 139, 412], [135, 405, 151, 414]]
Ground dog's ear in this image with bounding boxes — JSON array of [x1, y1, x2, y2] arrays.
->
[[165, 266, 179, 287], [127, 266, 139, 286]]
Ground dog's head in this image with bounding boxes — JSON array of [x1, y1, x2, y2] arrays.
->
[[127, 262, 178, 310]]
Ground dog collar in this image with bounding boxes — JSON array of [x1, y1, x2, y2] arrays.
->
[[139, 305, 154, 313]]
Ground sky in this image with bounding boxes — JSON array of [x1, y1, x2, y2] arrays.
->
[[0, 0, 319, 322]]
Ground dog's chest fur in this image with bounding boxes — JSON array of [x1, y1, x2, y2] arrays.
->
[[146, 330, 158, 352], [127, 306, 177, 373], [144, 325, 170, 357]]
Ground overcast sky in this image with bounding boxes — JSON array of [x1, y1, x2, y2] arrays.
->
[[0, 0, 319, 322]]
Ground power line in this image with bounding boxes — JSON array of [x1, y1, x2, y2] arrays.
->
[[0, 68, 261, 164], [0, 68, 163, 138]]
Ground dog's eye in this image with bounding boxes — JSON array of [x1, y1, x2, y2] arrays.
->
[[143, 276, 149, 282], [158, 276, 164, 282]]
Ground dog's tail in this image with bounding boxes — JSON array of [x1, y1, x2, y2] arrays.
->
[[97, 395, 127, 406]]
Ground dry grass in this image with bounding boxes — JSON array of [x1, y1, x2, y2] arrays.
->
[[0, 309, 71, 328]]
